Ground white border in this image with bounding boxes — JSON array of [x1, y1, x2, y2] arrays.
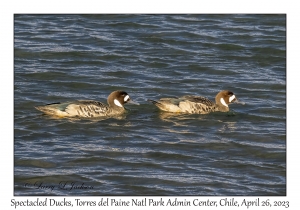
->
[[3, 0, 297, 209]]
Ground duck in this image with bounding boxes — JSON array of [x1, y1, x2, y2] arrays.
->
[[35, 90, 139, 118], [148, 90, 242, 114]]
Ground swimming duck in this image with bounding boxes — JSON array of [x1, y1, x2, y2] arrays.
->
[[148, 90, 242, 114], [35, 90, 139, 118]]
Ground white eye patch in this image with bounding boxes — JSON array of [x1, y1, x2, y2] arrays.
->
[[220, 98, 228, 107], [124, 95, 130, 102], [229, 95, 236, 103], [114, 99, 123, 107]]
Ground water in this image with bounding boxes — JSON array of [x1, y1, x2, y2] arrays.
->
[[14, 14, 286, 196]]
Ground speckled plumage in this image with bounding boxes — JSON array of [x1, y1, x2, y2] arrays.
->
[[148, 90, 239, 114], [35, 90, 138, 118]]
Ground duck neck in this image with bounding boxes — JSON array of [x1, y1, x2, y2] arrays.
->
[[216, 104, 229, 112]]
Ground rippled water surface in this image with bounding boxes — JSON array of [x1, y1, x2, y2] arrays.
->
[[14, 14, 286, 196]]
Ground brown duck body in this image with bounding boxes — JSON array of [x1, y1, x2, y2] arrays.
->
[[35, 90, 138, 118], [148, 90, 238, 114]]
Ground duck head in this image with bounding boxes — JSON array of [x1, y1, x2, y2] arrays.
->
[[215, 90, 240, 111], [108, 90, 139, 108]]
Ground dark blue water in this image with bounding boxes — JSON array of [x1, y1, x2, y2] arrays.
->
[[14, 14, 286, 196]]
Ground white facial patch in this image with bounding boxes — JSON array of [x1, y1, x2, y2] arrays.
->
[[220, 98, 228, 107], [229, 95, 236, 103], [114, 99, 123, 107], [124, 95, 130, 102]]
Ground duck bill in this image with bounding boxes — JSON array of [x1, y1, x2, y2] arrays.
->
[[233, 97, 245, 105], [127, 100, 140, 105]]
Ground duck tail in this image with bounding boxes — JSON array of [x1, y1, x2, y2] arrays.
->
[[35, 106, 53, 114], [35, 103, 69, 117], [147, 99, 156, 103], [35, 105, 60, 115], [147, 99, 161, 106], [147, 99, 167, 111]]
